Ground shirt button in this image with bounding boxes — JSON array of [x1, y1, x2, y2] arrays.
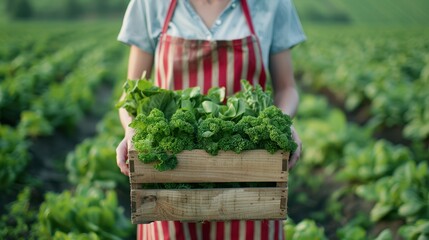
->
[[206, 35, 212, 40], [231, 3, 237, 8], [215, 20, 222, 25]]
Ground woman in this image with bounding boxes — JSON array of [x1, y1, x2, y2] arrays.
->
[[116, 0, 305, 239]]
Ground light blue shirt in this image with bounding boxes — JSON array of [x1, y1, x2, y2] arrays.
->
[[118, 0, 306, 67]]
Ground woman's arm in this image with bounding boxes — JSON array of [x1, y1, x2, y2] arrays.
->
[[269, 50, 299, 117], [116, 45, 154, 176], [269, 49, 302, 169]]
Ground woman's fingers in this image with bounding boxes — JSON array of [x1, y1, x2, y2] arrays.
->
[[288, 126, 302, 170], [116, 138, 130, 176]]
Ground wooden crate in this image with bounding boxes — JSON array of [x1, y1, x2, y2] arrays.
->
[[128, 147, 289, 224]]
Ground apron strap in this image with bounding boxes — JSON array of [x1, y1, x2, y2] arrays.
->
[[162, 0, 256, 36], [162, 0, 178, 34], [240, 0, 256, 35]]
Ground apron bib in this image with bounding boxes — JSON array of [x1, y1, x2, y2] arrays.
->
[[154, 0, 267, 96]]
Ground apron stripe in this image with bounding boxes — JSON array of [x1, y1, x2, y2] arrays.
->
[[168, 221, 176, 240], [275, 221, 280, 240], [189, 42, 198, 87], [261, 221, 269, 240], [202, 222, 211, 240], [210, 222, 217, 240], [203, 43, 213, 94], [154, 221, 160, 239], [151, 223, 156, 240], [211, 43, 220, 89], [162, 222, 169, 240], [175, 221, 186, 240], [147, 224, 150, 240], [189, 222, 198, 240], [159, 38, 167, 88], [224, 221, 232, 240], [173, 43, 183, 90], [255, 221, 262, 240], [240, 40, 249, 87], [240, 221, 246, 240], [183, 222, 191, 240], [245, 221, 254, 240], [165, 39, 175, 90], [269, 221, 275, 240], [226, 41, 235, 96], [231, 220, 240, 240], [233, 39, 244, 93], [182, 41, 190, 90], [249, 38, 263, 88], [197, 43, 205, 92], [216, 222, 224, 240], [196, 222, 203, 240], [246, 37, 256, 88], [155, 44, 162, 87], [255, 41, 267, 89], [218, 44, 228, 92], [138, 224, 142, 240]]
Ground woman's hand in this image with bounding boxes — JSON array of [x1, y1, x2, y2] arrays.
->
[[289, 126, 302, 170], [116, 128, 135, 176], [116, 137, 130, 176]]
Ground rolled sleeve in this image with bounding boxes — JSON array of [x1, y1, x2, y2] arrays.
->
[[117, 0, 155, 54], [270, 0, 307, 54]]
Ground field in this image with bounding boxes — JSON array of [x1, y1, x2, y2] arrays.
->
[[294, 0, 429, 26], [1, 18, 429, 240]]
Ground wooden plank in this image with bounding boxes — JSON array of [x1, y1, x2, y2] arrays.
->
[[129, 150, 288, 183], [131, 187, 287, 223]]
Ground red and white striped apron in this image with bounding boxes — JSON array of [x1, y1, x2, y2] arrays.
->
[[139, 0, 285, 239]]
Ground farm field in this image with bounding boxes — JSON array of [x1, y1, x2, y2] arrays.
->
[[1, 19, 429, 240]]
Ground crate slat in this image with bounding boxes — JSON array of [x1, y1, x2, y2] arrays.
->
[[129, 150, 288, 183], [128, 146, 289, 223], [131, 187, 287, 223]]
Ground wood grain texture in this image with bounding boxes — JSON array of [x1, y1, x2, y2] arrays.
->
[[128, 145, 289, 222], [131, 187, 287, 223], [129, 149, 289, 183]]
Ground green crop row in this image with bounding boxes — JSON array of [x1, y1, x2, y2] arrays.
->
[[293, 26, 429, 142], [1, 22, 133, 239], [289, 92, 428, 239]]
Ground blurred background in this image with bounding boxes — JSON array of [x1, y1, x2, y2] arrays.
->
[[1, 0, 428, 239]]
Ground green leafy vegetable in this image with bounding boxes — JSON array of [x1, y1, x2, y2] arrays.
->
[[119, 78, 296, 171]]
